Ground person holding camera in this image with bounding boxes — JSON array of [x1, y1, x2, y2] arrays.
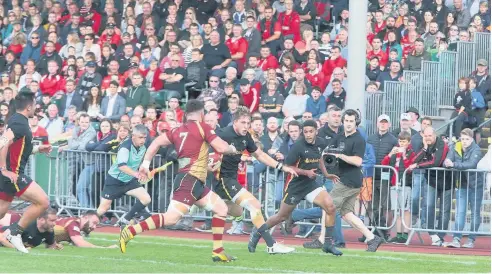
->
[[319, 109, 384, 252], [257, 120, 342, 256]]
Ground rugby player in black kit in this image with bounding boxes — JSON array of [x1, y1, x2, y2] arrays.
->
[[250, 120, 342, 255], [0, 91, 52, 253], [215, 106, 296, 254]]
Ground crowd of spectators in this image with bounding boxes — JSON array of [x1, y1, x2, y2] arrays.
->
[[0, 0, 490, 248]]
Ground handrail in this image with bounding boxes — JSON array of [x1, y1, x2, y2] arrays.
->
[[472, 118, 491, 132], [435, 116, 459, 139]]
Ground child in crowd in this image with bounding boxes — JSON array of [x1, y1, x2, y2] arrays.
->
[[382, 131, 415, 244]]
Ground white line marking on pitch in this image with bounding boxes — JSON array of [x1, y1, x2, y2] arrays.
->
[[0, 250, 312, 273], [90, 237, 481, 266]]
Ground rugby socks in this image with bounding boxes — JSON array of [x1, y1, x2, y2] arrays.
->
[[124, 200, 147, 222], [250, 210, 275, 247], [402, 233, 408, 240], [212, 215, 226, 254], [128, 214, 164, 236], [324, 226, 335, 246], [9, 222, 24, 236]]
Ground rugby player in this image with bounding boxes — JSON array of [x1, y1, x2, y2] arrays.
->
[[0, 92, 52, 253], [249, 120, 342, 255], [0, 209, 62, 250], [215, 107, 296, 254], [119, 100, 240, 262], [54, 210, 117, 248], [96, 125, 153, 227]]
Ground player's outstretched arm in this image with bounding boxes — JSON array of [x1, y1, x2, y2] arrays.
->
[[252, 148, 298, 177], [140, 134, 171, 171], [210, 137, 238, 154], [70, 235, 116, 248]]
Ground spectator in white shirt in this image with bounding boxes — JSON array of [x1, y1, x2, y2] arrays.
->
[[38, 104, 65, 143]]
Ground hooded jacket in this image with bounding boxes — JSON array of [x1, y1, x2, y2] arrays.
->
[[445, 141, 483, 189]]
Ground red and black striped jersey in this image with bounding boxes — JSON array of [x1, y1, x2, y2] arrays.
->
[[7, 113, 33, 175]]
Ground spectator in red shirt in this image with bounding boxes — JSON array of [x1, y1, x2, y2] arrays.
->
[[99, 23, 121, 49], [258, 46, 279, 71], [167, 97, 184, 123], [367, 37, 388, 69], [322, 46, 346, 85], [40, 60, 65, 96], [373, 10, 386, 34], [305, 58, 325, 91], [226, 24, 249, 73], [29, 115, 50, 145], [257, 6, 282, 55], [101, 60, 125, 93], [239, 78, 259, 113], [278, 0, 302, 43]]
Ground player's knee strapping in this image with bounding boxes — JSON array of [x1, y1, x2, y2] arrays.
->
[[167, 200, 191, 216], [233, 189, 265, 228]]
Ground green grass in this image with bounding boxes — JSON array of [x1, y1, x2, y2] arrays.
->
[[0, 233, 489, 273]]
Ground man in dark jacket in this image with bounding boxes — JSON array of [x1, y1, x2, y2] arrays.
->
[[57, 79, 84, 118], [404, 38, 430, 71], [392, 113, 418, 137], [125, 72, 150, 113], [20, 35, 42, 65], [366, 114, 398, 239], [36, 41, 63, 75], [408, 127, 449, 246]]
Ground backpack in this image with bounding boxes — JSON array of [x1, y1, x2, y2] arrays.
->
[[471, 90, 486, 109]]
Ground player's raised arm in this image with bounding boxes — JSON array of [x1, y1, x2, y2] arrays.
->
[[140, 133, 172, 171]]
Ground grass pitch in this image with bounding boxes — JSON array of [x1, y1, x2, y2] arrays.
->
[[0, 233, 489, 273]]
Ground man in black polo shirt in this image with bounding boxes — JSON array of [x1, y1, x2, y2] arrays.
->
[[214, 107, 296, 254], [158, 54, 187, 104], [255, 120, 342, 256], [0, 209, 61, 250], [201, 31, 232, 78], [318, 105, 343, 141], [320, 109, 384, 252]]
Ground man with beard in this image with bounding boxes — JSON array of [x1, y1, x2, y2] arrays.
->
[[377, 16, 401, 42], [54, 210, 116, 248], [257, 6, 282, 55], [0, 209, 62, 250], [422, 22, 440, 49]]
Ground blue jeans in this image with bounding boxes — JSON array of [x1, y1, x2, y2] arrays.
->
[[77, 164, 95, 208], [411, 170, 427, 224], [424, 185, 452, 239], [291, 179, 345, 244], [453, 185, 484, 240]]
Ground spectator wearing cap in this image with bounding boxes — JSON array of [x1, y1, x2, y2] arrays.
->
[[39, 60, 65, 97], [367, 114, 398, 239], [404, 38, 430, 71], [367, 37, 389, 70], [76, 61, 102, 97], [376, 60, 402, 91], [36, 41, 63, 76], [321, 46, 346, 86], [98, 23, 121, 50], [80, 7, 103, 35], [123, 62, 142, 88], [125, 72, 150, 113], [156, 53, 187, 104], [393, 113, 419, 137], [258, 45, 279, 71], [366, 56, 381, 82], [326, 79, 347, 110], [201, 30, 232, 78], [82, 34, 101, 65], [20, 32, 42, 65], [406, 107, 421, 131], [100, 81, 126, 122], [469, 59, 490, 103], [239, 78, 260, 113]]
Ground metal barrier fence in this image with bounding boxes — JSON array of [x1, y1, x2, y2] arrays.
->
[[378, 33, 490, 123], [402, 168, 491, 245], [364, 92, 385, 136], [43, 150, 491, 245]]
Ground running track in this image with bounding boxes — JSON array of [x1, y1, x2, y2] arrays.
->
[[95, 222, 491, 256]]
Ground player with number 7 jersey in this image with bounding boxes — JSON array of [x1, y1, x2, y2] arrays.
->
[[119, 100, 239, 262]]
